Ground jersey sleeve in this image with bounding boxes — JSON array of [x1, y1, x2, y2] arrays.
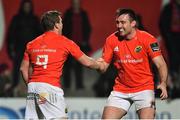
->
[[145, 35, 162, 59], [69, 41, 84, 59], [102, 37, 114, 63]]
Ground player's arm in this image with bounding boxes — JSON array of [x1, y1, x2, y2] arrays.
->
[[152, 55, 168, 100], [78, 54, 103, 70], [70, 40, 108, 70], [20, 59, 30, 86]]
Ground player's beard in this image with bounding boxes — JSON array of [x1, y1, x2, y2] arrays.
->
[[117, 28, 132, 40], [117, 28, 126, 37]]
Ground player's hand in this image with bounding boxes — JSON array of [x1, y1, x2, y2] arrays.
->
[[96, 61, 105, 72], [96, 58, 104, 63], [157, 82, 168, 100], [96, 58, 106, 73]]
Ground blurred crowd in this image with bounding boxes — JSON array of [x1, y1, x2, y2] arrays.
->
[[0, 0, 180, 100]]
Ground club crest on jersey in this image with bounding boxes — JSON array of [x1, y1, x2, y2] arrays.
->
[[135, 46, 142, 53], [150, 42, 160, 52]]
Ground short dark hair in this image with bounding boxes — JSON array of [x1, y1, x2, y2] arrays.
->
[[40, 10, 61, 32], [116, 8, 137, 22]]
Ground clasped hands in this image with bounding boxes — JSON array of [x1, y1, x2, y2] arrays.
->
[[96, 58, 108, 73]]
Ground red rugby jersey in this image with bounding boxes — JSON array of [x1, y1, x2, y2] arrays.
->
[[23, 31, 83, 87], [102, 30, 161, 93]]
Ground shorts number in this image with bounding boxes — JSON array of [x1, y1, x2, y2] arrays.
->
[[36, 55, 48, 69]]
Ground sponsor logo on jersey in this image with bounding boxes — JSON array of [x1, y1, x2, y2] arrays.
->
[[150, 42, 160, 52]]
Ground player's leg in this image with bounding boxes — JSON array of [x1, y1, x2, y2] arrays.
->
[[102, 91, 132, 119], [133, 90, 155, 119], [102, 106, 126, 119], [137, 107, 155, 119]]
